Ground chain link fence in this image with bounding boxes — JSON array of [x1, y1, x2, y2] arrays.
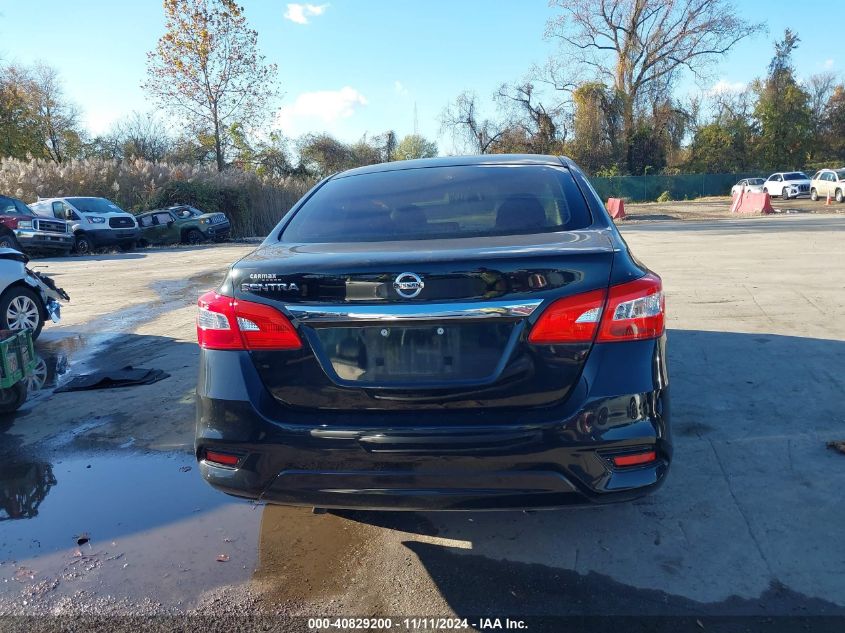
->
[[590, 172, 761, 202]]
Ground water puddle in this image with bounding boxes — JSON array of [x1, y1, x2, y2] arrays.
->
[[0, 452, 260, 612]]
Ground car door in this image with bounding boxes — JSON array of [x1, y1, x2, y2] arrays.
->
[[826, 172, 837, 196], [153, 211, 178, 244]]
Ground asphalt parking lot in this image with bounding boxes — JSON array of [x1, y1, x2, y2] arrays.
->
[[1, 214, 844, 623]]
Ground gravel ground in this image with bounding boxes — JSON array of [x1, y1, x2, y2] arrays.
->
[[1, 218, 844, 630]]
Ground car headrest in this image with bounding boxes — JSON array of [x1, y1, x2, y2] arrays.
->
[[495, 195, 546, 231]]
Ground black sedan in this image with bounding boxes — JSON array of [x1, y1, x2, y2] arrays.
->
[[195, 155, 671, 510]]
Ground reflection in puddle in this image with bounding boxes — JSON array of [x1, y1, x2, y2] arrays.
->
[[0, 462, 56, 521], [0, 452, 260, 611]]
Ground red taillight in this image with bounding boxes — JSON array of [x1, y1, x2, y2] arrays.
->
[[597, 273, 664, 342], [196, 291, 301, 351], [528, 273, 664, 344], [611, 451, 657, 467], [527, 289, 607, 344], [205, 450, 240, 466]]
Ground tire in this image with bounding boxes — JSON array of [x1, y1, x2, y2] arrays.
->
[[119, 240, 136, 252], [185, 229, 203, 245], [0, 382, 28, 414], [74, 234, 93, 255], [810, 188, 818, 202], [782, 187, 790, 200], [0, 286, 44, 340], [0, 232, 22, 252], [837, 189, 844, 204]]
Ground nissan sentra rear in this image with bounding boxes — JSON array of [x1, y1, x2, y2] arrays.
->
[[194, 155, 671, 511]]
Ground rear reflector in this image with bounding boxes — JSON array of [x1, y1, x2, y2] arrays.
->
[[528, 273, 664, 344], [205, 450, 240, 467], [197, 291, 302, 351], [612, 451, 657, 467]]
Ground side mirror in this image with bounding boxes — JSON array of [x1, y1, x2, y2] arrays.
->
[[63, 209, 74, 221], [167, 220, 175, 227]]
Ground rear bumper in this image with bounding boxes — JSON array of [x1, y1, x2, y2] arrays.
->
[[195, 338, 671, 510], [14, 230, 74, 251]]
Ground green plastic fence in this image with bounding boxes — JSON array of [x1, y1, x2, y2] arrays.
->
[[590, 173, 761, 203]]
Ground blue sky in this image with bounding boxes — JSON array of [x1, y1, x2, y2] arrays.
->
[[0, 0, 838, 152]]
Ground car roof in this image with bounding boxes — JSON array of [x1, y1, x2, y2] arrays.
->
[[334, 154, 568, 179]]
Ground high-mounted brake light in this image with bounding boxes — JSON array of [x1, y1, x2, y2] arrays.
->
[[528, 273, 664, 344], [196, 291, 301, 351]]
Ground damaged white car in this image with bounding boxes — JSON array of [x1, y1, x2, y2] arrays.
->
[[0, 248, 69, 339]]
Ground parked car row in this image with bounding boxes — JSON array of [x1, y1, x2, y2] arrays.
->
[[732, 169, 845, 203], [0, 194, 231, 257]]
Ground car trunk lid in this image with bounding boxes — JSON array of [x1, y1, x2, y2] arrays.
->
[[233, 230, 615, 412]]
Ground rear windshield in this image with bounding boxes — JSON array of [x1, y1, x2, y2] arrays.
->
[[280, 164, 593, 243], [66, 197, 126, 214]]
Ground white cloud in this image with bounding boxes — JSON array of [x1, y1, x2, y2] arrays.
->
[[284, 3, 329, 25], [394, 81, 410, 97], [275, 87, 368, 134], [710, 79, 746, 95], [823, 58, 834, 69]]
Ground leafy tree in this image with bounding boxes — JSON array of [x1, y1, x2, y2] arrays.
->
[[144, 0, 278, 171], [28, 63, 82, 163], [546, 0, 763, 173], [0, 62, 82, 163], [686, 118, 754, 172], [297, 134, 358, 178], [752, 30, 813, 169], [394, 134, 438, 161], [824, 86, 845, 162], [568, 82, 621, 173]]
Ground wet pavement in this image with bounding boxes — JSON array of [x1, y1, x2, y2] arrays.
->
[[0, 225, 843, 627]]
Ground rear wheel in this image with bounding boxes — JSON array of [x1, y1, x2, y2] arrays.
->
[[0, 286, 44, 339], [74, 234, 93, 255], [810, 188, 818, 201], [0, 382, 28, 414], [837, 189, 844, 203], [0, 232, 22, 251]]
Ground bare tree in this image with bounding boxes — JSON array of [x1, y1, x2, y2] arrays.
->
[[28, 63, 81, 163], [112, 112, 172, 162], [495, 82, 567, 153], [439, 92, 506, 154], [546, 0, 764, 169], [144, 0, 278, 171]]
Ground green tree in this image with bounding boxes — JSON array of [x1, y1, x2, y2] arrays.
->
[[144, 0, 278, 171], [825, 86, 845, 162], [687, 118, 754, 172], [394, 134, 438, 161], [752, 30, 813, 169]]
